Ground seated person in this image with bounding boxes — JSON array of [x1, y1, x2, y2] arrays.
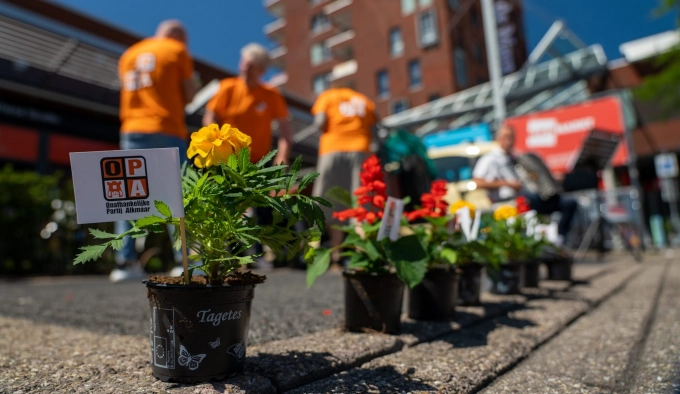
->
[[472, 124, 577, 247]]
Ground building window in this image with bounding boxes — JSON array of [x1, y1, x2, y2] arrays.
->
[[310, 41, 331, 65], [476, 76, 487, 86], [470, 6, 479, 26], [418, 0, 433, 7], [391, 98, 409, 114], [376, 70, 389, 98], [312, 72, 331, 95], [416, 9, 439, 47], [472, 42, 483, 63], [454, 47, 469, 88], [408, 59, 422, 88], [448, 0, 460, 11], [310, 13, 330, 34], [389, 28, 404, 57], [428, 93, 440, 102], [401, 0, 416, 15]]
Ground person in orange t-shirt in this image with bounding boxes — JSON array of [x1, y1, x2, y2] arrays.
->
[[113, 20, 198, 282], [309, 85, 378, 265], [203, 43, 291, 165]]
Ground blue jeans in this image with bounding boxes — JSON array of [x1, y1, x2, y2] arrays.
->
[[115, 133, 188, 266]]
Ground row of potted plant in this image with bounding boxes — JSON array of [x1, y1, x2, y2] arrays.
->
[[306, 155, 572, 333], [73, 126, 572, 382]]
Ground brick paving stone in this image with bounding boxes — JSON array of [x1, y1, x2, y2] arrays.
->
[[631, 260, 680, 393], [481, 261, 666, 393]]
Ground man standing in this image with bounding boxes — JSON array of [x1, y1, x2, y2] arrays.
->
[[112, 20, 198, 282], [309, 85, 377, 265], [203, 43, 291, 165], [203, 43, 291, 268], [472, 124, 577, 246]]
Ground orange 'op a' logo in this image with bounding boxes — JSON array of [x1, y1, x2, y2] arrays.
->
[[100, 156, 149, 201]]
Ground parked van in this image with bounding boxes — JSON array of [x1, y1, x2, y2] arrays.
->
[[426, 141, 499, 209]]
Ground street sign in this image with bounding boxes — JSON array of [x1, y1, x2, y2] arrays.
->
[[422, 123, 492, 148], [70, 148, 184, 224], [655, 153, 679, 179]]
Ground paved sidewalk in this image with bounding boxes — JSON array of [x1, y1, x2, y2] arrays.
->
[[1, 254, 675, 393]]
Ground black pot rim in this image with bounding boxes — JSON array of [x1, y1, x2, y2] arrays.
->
[[144, 280, 257, 290], [342, 269, 396, 278]]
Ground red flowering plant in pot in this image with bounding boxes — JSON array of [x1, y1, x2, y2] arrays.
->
[[405, 180, 464, 320], [306, 155, 428, 333]]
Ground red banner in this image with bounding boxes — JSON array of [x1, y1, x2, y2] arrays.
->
[[0, 125, 40, 162], [505, 97, 628, 174]]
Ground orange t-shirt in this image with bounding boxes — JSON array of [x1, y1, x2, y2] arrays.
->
[[119, 37, 193, 139], [312, 88, 376, 156], [206, 78, 289, 162]]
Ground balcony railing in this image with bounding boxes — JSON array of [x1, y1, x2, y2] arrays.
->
[[326, 30, 354, 61], [323, 0, 352, 30], [263, 18, 286, 42], [269, 46, 287, 68], [330, 59, 357, 81], [263, 0, 284, 18]]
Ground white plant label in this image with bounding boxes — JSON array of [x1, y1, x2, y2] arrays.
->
[[70, 148, 184, 224], [377, 197, 404, 241], [456, 207, 481, 241]]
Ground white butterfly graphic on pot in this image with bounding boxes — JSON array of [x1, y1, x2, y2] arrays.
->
[[227, 341, 245, 361], [209, 337, 220, 348], [178, 345, 206, 370]]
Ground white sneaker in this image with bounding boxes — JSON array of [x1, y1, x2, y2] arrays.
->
[[169, 264, 206, 277], [109, 264, 147, 283]]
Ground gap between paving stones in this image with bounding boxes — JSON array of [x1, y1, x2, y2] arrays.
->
[[286, 261, 643, 393], [478, 260, 667, 394]]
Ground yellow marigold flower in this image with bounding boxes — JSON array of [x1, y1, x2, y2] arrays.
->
[[449, 200, 476, 217], [187, 124, 252, 168], [493, 205, 518, 221]]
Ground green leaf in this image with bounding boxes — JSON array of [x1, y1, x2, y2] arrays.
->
[[227, 153, 238, 170], [440, 247, 458, 264], [325, 186, 352, 208], [88, 228, 118, 239], [256, 150, 277, 168], [110, 239, 124, 251], [256, 165, 289, 174], [238, 147, 251, 172], [384, 234, 428, 288], [135, 216, 167, 227], [155, 200, 172, 219], [306, 248, 332, 288], [310, 196, 333, 208], [73, 244, 108, 265], [297, 172, 319, 193]]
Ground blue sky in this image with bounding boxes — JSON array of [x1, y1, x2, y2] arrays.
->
[[53, 0, 676, 73]]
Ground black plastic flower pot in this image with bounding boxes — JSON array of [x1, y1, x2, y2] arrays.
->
[[146, 282, 255, 383], [546, 257, 573, 281], [343, 271, 404, 334], [458, 263, 484, 306], [487, 263, 525, 295], [407, 267, 460, 320], [523, 260, 540, 288]]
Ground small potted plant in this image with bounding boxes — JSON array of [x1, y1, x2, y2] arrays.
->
[[306, 155, 428, 334], [406, 180, 460, 320], [447, 200, 488, 306], [542, 243, 574, 281], [74, 124, 328, 382], [483, 201, 545, 294]]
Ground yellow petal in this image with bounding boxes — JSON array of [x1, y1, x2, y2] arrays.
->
[[187, 140, 213, 159], [211, 142, 235, 165]]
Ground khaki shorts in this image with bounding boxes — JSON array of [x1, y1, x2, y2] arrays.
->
[[312, 151, 370, 226]]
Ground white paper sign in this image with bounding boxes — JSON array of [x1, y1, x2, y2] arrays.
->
[[377, 197, 404, 241], [456, 207, 481, 242], [70, 148, 184, 224]]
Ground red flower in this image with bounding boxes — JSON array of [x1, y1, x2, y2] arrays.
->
[[410, 179, 450, 220], [334, 155, 392, 224], [516, 196, 531, 214]]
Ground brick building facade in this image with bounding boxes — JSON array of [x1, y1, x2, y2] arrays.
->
[[265, 0, 527, 117]]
